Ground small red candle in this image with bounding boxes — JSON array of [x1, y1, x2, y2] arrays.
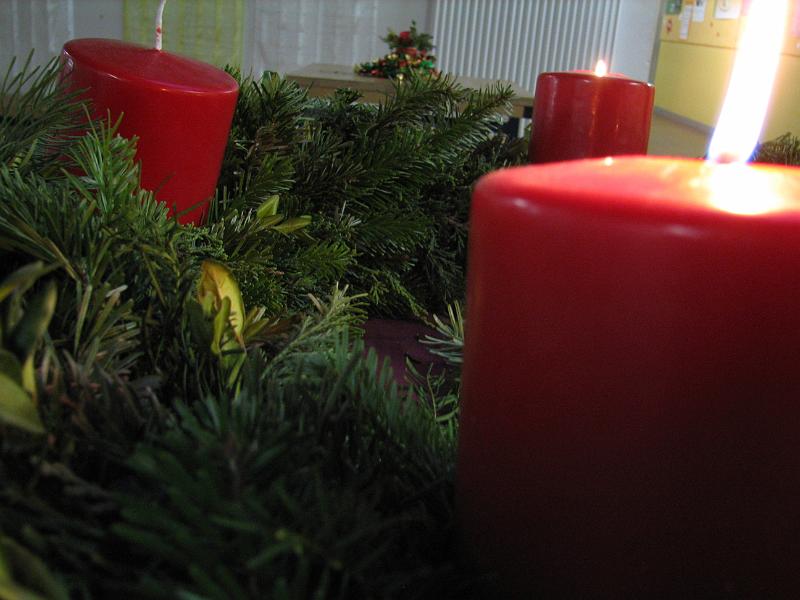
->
[[459, 1, 795, 595], [61, 37, 238, 224], [528, 61, 655, 164]]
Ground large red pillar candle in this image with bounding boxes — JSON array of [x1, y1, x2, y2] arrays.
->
[[457, 156, 800, 597], [528, 65, 655, 163], [61, 39, 239, 225]]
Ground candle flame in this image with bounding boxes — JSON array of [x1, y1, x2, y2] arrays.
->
[[594, 60, 608, 77], [707, 0, 789, 163]]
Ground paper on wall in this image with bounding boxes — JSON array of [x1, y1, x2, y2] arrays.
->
[[666, 0, 683, 15], [714, 0, 742, 19], [693, 0, 707, 21], [680, 4, 693, 38]]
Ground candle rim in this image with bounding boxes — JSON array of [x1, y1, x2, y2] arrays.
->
[[62, 38, 238, 94], [537, 71, 653, 88], [478, 157, 800, 221]]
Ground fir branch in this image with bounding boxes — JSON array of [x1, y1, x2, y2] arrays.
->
[[292, 126, 366, 207], [754, 132, 800, 166], [284, 240, 354, 287], [354, 209, 429, 255], [405, 302, 465, 445], [0, 54, 87, 177], [109, 332, 458, 599], [368, 73, 461, 135], [265, 285, 366, 374], [424, 83, 513, 169], [217, 69, 308, 204], [217, 71, 526, 316], [420, 302, 464, 366]]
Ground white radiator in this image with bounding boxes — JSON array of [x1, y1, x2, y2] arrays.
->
[[431, 0, 622, 93]]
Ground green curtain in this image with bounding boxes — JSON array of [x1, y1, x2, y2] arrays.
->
[[123, 0, 244, 68]]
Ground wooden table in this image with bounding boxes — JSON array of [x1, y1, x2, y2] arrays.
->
[[285, 63, 534, 118]]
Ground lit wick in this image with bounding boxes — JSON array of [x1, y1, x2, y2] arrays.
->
[[594, 59, 608, 77], [155, 0, 167, 51]]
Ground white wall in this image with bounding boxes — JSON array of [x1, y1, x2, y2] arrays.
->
[[375, 0, 430, 38], [611, 0, 662, 82], [2, 0, 429, 77], [73, 0, 123, 39], [0, 0, 122, 74]]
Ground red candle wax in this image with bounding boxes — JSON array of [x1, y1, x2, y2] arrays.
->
[[528, 70, 655, 163], [457, 156, 800, 597], [61, 38, 239, 225]]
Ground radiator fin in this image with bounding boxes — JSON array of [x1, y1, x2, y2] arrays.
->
[[431, 0, 622, 92]]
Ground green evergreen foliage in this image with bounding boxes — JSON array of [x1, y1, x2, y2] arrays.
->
[[217, 69, 528, 317], [0, 57, 482, 598], [111, 333, 459, 599], [0, 54, 86, 178], [754, 132, 800, 166]]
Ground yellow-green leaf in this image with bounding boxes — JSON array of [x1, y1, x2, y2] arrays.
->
[[256, 194, 280, 220], [0, 582, 47, 600], [20, 357, 35, 400], [9, 281, 57, 363], [210, 296, 231, 357], [199, 290, 215, 318], [257, 215, 283, 228], [186, 299, 212, 348], [273, 215, 312, 234], [197, 261, 245, 336], [0, 350, 22, 384], [0, 262, 53, 304], [0, 373, 44, 434], [0, 536, 68, 600], [0, 544, 11, 583]]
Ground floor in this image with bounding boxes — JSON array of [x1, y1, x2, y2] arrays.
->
[[362, 319, 447, 386], [512, 110, 712, 158], [647, 111, 711, 158]]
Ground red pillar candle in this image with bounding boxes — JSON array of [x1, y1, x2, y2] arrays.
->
[[61, 38, 239, 225], [459, 1, 794, 595], [458, 156, 800, 597], [528, 62, 655, 164]]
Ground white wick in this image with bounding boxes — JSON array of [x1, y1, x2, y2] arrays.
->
[[155, 0, 167, 50]]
